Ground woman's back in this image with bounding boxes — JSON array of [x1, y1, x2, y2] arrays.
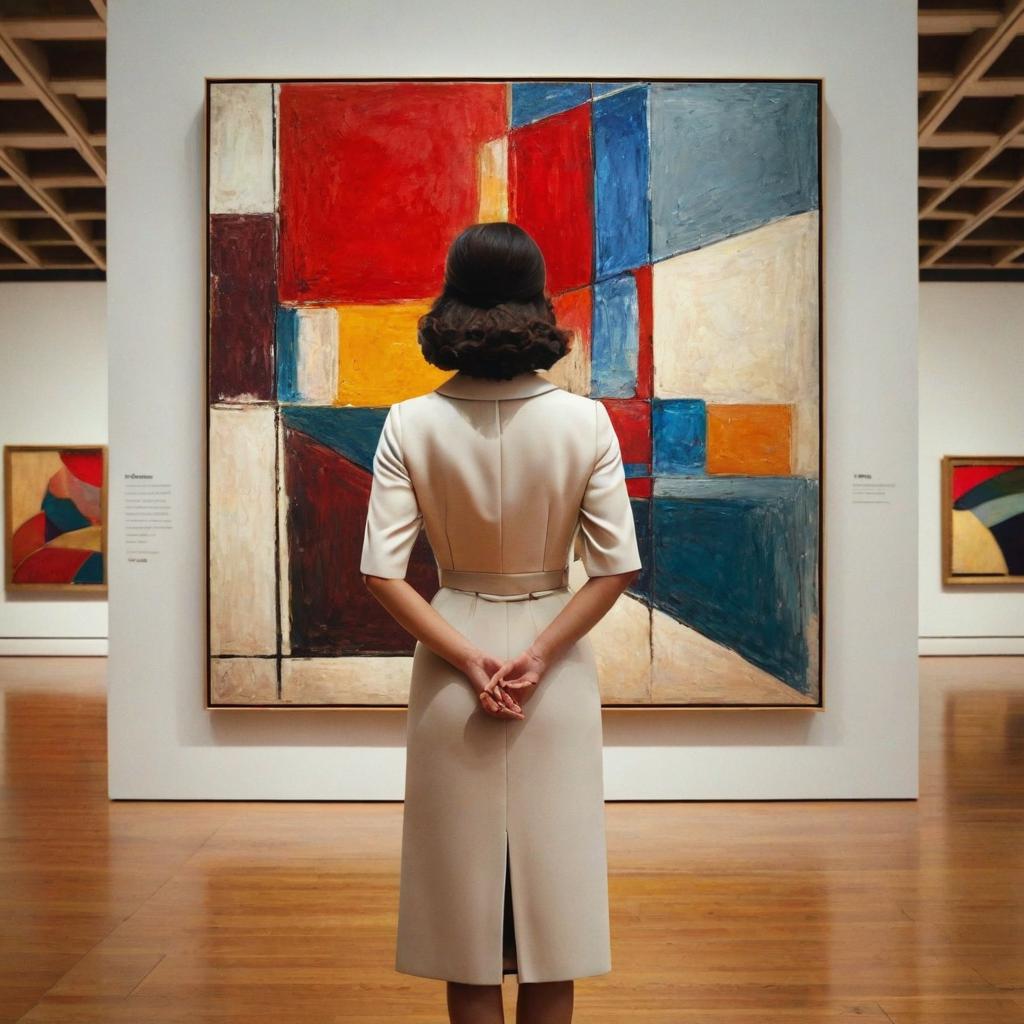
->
[[360, 369, 640, 585]]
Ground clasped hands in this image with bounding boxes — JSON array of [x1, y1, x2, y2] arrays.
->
[[464, 646, 548, 720]]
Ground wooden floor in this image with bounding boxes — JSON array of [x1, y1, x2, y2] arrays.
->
[[0, 657, 1021, 1023]]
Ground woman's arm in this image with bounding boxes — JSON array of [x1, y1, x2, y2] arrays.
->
[[361, 574, 477, 674], [361, 574, 523, 719], [531, 568, 640, 666]]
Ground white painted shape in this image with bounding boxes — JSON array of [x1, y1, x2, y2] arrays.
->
[[209, 405, 277, 655], [651, 607, 816, 705], [295, 306, 339, 403], [209, 81, 274, 214]]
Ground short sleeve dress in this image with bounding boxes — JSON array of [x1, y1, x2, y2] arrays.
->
[[359, 368, 643, 985]]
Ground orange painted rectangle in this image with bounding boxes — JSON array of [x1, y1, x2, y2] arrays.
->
[[706, 404, 792, 476]]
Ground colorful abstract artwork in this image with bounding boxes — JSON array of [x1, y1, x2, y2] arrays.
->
[[4, 445, 108, 590], [206, 78, 822, 708], [942, 456, 1024, 585]]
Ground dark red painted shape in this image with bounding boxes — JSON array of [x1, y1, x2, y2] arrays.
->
[[509, 103, 593, 295], [209, 214, 276, 402], [277, 82, 507, 303], [284, 425, 438, 657]]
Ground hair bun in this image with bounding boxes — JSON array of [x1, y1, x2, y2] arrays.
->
[[418, 221, 571, 380]]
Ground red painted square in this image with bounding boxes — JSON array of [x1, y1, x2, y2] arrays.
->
[[509, 103, 593, 295], [600, 398, 651, 466], [626, 477, 652, 499], [278, 82, 507, 303]]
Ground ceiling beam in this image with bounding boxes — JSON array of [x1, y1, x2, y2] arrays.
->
[[0, 17, 105, 41], [918, 8, 1003, 35], [919, 73, 1024, 96], [993, 241, 1024, 264], [918, 1, 1024, 143], [0, 147, 104, 269], [0, 78, 106, 100], [88, 0, 107, 22], [0, 217, 40, 267]]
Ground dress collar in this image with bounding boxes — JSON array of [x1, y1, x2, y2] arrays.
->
[[434, 370, 561, 401]]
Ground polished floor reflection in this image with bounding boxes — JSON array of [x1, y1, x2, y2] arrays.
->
[[0, 655, 1021, 1022]]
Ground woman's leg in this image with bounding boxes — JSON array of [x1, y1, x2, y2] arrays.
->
[[446, 981, 504, 1024], [516, 980, 574, 1023]]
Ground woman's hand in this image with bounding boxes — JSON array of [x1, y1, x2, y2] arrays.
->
[[487, 644, 548, 708], [463, 650, 524, 720]]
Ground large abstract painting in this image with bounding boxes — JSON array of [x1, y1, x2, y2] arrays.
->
[[5, 445, 108, 590], [941, 456, 1024, 585], [206, 78, 823, 708]]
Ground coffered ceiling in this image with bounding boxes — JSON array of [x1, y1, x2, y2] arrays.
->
[[919, 0, 1024, 275], [2, 3, 1023, 278], [0, 0, 105, 276]]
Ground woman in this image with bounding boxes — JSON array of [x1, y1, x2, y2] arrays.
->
[[359, 221, 642, 1024]]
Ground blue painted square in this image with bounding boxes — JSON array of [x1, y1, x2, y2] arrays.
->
[[594, 85, 650, 279], [510, 82, 591, 128], [591, 274, 639, 398], [650, 81, 819, 259], [652, 399, 706, 476], [276, 307, 299, 403]]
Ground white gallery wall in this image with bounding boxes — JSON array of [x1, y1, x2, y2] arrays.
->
[[107, 0, 920, 799], [919, 281, 1024, 655], [0, 281, 108, 655]]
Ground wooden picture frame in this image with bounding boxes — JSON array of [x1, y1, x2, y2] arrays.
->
[[205, 76, 826, 710], [4, 444, 109, 592], [941, 455, 1024, 585]]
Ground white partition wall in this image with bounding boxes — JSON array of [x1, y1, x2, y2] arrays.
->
[[0, 282, 108, 656], [107, 0, 920, 799], [919, 281, 1024, 656]]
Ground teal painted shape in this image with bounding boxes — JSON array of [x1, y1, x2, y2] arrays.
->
[[281, 406, 389, 471], [965, 492, 1024, 529]]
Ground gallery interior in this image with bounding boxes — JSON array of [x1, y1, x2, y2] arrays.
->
[[0, 0, 1021, 1020]]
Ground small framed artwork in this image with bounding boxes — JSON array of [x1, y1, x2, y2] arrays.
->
[[941, 455, 1024, 585], [4, 445, 109, 591]]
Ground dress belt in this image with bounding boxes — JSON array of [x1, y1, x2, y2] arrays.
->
[[438, 567, 569, 601]]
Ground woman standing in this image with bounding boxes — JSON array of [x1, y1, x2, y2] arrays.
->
[[360, 222, 642, 1024]]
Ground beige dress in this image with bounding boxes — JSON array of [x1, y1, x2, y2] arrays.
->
[[359, 368, 643, 985]]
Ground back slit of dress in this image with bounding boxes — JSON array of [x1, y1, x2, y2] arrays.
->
[[502, 832, 518, 975]]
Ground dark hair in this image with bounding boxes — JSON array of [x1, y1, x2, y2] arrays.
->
[[418, 222, 572, 380]]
